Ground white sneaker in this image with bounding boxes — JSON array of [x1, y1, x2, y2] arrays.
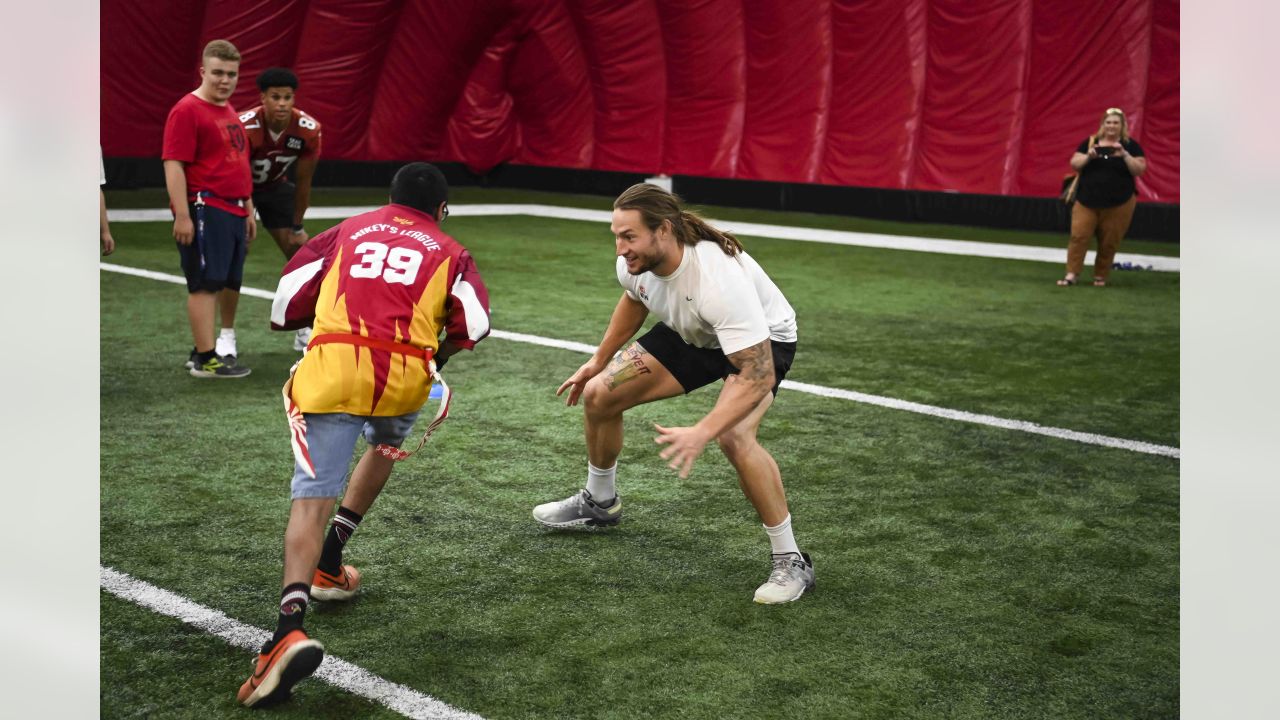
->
[[753, 552, 815, 604], [532, 489, 622, 528], [216, 333, 237, 360], [293, 327, 312, 352]]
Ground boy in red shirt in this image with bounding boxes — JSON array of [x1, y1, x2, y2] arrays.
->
[[162, 39, 256, 378]]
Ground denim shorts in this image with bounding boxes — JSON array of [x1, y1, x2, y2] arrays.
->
[[291, 411, 420, 499]]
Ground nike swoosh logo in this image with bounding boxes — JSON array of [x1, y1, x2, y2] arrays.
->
[[317, 568, 351, 589], [251, 638, 293, 683]]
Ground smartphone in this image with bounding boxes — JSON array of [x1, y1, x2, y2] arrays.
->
[[1094, 146, 1116, 157]]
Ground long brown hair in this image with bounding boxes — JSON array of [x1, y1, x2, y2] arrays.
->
[[614, 183, 743, 256]]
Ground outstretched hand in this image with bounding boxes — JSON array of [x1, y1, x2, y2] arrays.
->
[[557, 359, 604, 406], [654, 423, 712, 479]]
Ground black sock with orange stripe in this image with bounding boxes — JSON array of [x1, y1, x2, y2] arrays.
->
[[317, 506, 363, 575], [268, 582, 311, 649]]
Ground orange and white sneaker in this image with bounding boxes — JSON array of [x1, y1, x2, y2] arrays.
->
[[310, 564, 361, 601], [236, 629, 324, 707]]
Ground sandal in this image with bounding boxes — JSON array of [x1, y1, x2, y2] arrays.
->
[[1056, 276, 1077, 286]]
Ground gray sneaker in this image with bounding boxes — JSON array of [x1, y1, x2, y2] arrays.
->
[[532, 489, 622, 528], [753, 552, 815, 604]]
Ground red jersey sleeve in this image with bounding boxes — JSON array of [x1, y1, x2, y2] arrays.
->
[[298, 111, 322, 158], [270, 225, 341, 330], [443, 250, 491, 349], [161, 99, 197, 163]]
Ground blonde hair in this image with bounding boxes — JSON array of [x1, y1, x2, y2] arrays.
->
[[1096, 107, 1130, 143], [202, 39, 241, 63], [614, 183, 743, 256]]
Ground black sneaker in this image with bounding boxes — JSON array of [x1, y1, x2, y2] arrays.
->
[[190, 355, 251, 378], [183, 347, 198, 370]]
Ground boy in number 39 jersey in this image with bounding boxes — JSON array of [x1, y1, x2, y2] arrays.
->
[[237, 163, 490, 708]]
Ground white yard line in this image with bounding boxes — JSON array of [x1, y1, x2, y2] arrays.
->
[[105, 204, 1180, 271], [100, 263, 1180, 459], [100, 566, 485, 720]]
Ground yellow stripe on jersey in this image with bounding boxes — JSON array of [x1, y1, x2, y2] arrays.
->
[[290, 252, 456, 417]]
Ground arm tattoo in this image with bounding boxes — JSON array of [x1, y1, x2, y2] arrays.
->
[[726, 339, 774, 388], [604, 345, 652, 391]]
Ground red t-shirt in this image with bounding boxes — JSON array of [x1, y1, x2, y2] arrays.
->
[[162, 92, 252, 217], [240, 106, 323, 189]]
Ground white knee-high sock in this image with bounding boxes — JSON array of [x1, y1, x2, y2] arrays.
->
[[585, 462, 617, 504], [763, 514, 800, 556]]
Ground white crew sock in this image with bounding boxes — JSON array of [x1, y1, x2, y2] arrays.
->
[[219, 328, 236, 339], [585, 462, 617, 504], [763, 514, 800, 556]]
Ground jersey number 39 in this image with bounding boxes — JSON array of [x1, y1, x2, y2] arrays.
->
[[349, 242, 423, 285]]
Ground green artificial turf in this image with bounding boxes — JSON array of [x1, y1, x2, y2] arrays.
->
[[101, 206, 1178, 719]]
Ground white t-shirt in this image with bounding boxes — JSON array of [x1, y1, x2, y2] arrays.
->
[[616, 241, 798, 355]]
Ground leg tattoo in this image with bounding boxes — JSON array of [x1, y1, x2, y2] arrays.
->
[[605, 346, 652, 391]]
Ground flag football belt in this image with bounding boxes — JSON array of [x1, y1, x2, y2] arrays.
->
[[281, 332, 453, 478]]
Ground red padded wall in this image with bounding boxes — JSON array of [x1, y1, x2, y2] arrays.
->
[[910, 0, 1034, 195], [100, 0, 1180, 202], [655, 0, 746, 178], [820, 0, 927, 190], [737, 1, 832, 183]]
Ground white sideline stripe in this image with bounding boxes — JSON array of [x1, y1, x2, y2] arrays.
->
[[100, 263, 1180, 459], [105, 204, 1180, 271], [100, 566, 485, 720], [782, 381, 1180, 459]]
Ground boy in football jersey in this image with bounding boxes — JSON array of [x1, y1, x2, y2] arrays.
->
[[534, 183, 814, 605], [237, 163, 490, 707], [239, 67, 322, 351], [162, 39, 255, 378]]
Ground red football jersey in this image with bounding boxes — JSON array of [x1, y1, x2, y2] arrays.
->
[[161, 93, 251, 216], [271, 204, 490, 416], [239, 106, 322, 189]]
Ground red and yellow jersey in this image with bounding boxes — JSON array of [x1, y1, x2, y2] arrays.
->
[[271, 204, 490, 416], [239, 105, 322, 189]]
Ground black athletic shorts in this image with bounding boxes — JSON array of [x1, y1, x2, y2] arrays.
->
[[636, 322, 796, 396], [176, 203, 246, 293], [252, 181, 296, 230]]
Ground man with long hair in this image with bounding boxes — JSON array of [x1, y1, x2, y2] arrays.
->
[[535, 183, 814, 604]]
